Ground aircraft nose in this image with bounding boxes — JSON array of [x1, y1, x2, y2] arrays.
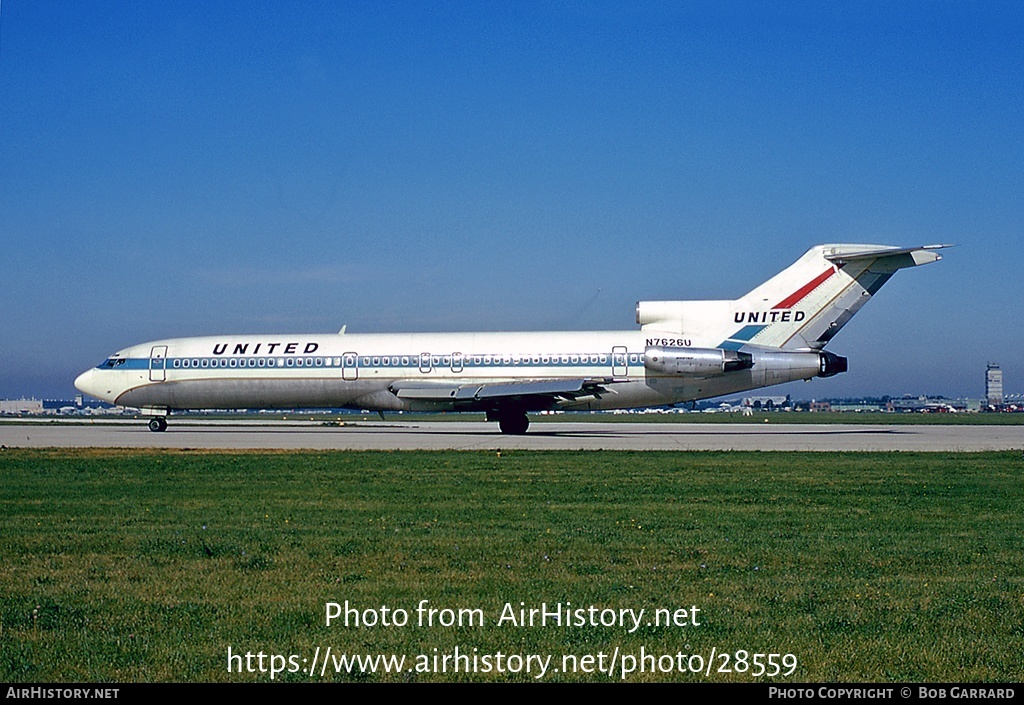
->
[[75, 368, 110, 402]]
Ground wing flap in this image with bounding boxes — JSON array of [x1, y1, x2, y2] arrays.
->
[[390, 378, 617, 403]]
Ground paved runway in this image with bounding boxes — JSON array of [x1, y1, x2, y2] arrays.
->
[[1, 419, 1020, 451]]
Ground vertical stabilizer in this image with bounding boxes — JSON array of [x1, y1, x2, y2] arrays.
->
[[637, 244, 947, 351], [724, 244, 945, 350]]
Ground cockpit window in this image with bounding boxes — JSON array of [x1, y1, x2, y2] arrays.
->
[[102, 358, 127, 368]]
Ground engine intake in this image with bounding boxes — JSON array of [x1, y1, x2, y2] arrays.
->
[[645, 346, 754, 376]]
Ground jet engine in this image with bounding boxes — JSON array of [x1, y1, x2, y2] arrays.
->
[[645, 345, 848, 381], [644, 346, 754, 376], [817, 350, 848, 377]]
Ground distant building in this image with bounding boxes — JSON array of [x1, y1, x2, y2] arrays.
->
[[742, 395, 791, 410], [0, 399, 44, 414], [886, 396, 969, 413], [986, 363, 1004, 407], [829, 402, 886, 412]]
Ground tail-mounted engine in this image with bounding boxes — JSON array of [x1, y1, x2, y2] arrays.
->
[[645, 345, 848, 381], [645, 346, 754, 376], [818, 350, 848, 377]]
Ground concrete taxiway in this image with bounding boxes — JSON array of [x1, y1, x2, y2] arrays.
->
[[1, 419, 1020, 451]]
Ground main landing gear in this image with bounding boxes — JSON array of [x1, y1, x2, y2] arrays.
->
[[490, 410, 530, 435], [147, 417, 168, 433]]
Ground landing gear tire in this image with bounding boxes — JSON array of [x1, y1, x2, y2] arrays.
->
[[498, 412, 529, 435], [148, 417, 168, 433]]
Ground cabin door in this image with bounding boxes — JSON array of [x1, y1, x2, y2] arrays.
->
[[149, 346, 168, 382], [612, 345, 628, 378], [342, 353, 359, 381]]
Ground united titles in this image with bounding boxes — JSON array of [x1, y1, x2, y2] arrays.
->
[[211, 342, 320, 356], [734, 310, 806, 324]]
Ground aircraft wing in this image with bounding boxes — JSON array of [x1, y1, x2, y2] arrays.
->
[[389, 378, 619, 405]]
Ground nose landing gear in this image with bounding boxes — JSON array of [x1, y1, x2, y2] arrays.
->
[[147, 417, 168, 433]]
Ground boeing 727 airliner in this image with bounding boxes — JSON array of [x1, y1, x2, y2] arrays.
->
[[75, 243, 946, 433]]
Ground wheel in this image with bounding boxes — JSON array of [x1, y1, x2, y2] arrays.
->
[[497, 412, 529, 435], [148, 417, 168, 432]]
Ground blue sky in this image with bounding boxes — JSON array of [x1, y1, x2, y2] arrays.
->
[[1, 2, 1021, 401]]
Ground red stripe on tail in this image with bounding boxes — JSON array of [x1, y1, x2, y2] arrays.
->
[[774, 267, 835, 309]]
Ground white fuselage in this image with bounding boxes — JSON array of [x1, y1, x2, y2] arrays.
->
[[73, 329, 822, 414]]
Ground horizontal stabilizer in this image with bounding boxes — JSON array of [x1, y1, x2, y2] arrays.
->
[[823, 244, 952, 267]]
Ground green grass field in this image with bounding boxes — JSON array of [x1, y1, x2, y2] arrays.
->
[[2, 449, 1021, 682]]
